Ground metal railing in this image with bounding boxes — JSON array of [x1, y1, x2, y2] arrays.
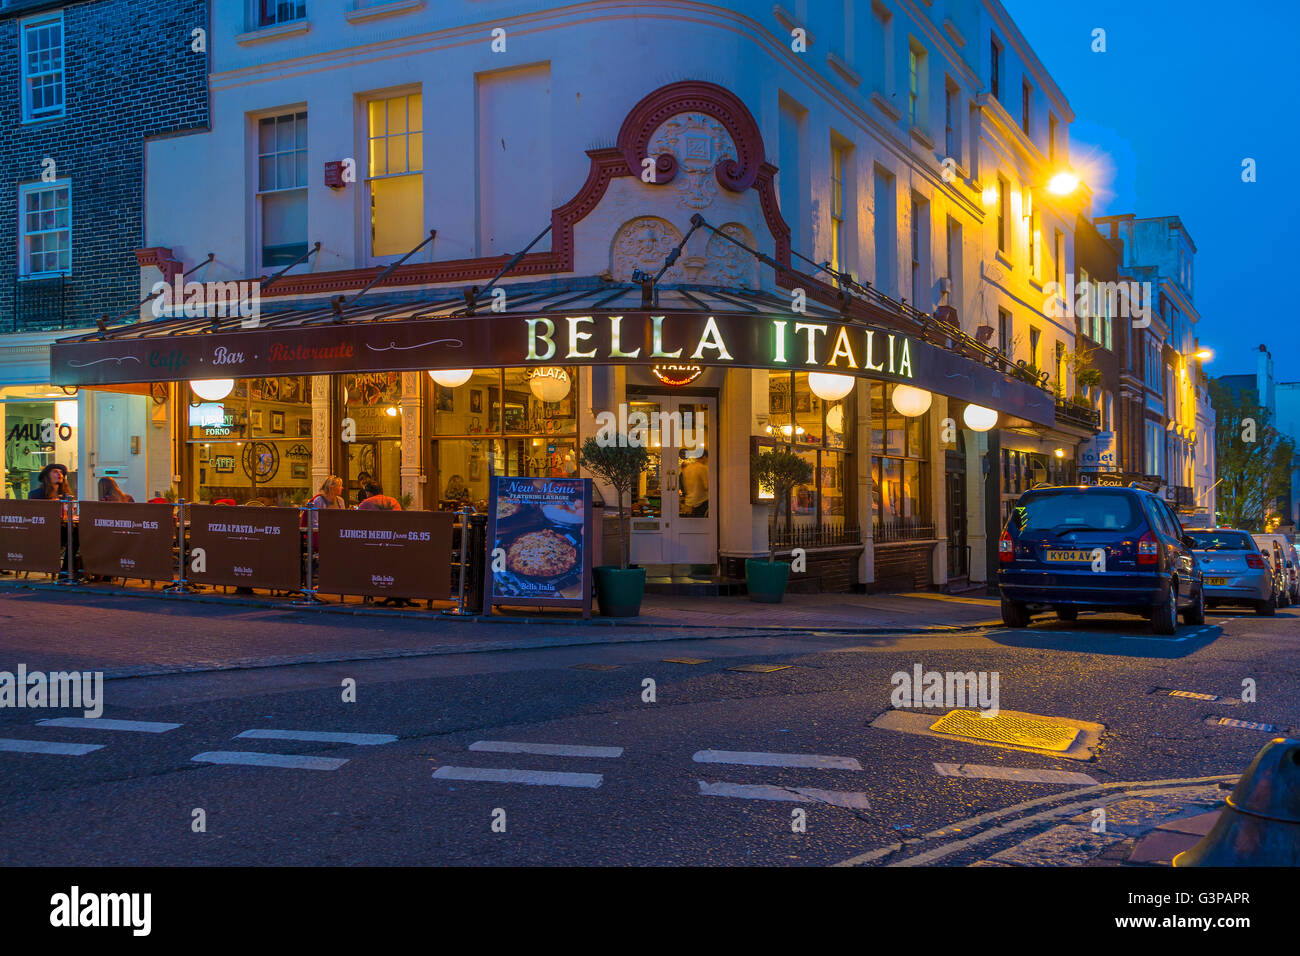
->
[[1055, 397, 1101, 430], [768, 521, 862, 549], [12, 275, 68, 332], [872, 517, 936, 542]]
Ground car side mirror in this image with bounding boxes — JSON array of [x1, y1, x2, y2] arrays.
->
[[1181, 535, 1195, 549]]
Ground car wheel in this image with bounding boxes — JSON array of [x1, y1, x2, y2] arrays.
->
[[1001, 597, 1031, 628], [1055, 606, 1078, 622], [1256, 594, 1277, 617], [1151, 581, 1178, 635], [1182, 583, 1205, 626]]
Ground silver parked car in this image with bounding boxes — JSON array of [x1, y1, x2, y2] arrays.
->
[[1185, 528, 1276, 616]]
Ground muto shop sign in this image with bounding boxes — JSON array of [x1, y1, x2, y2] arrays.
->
[[50, 311, 1056, 425]]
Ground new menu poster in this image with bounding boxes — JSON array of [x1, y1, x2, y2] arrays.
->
[[486, 476, 592, 617]]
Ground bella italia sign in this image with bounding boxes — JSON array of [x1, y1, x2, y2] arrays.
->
[[50, 310, 1055, 424]]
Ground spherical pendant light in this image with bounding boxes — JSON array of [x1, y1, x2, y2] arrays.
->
[[807, 372, 855, 402], [826, 404, 844, 433], [428, 369, 473, 388], [529, 367, 571, 403], [190, 378, 234, 402], [962, 403, 998, 432], [890, 384, 933, 417]]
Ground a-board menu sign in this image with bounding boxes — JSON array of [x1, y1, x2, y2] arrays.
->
[[315, 509, 454, 600], [77, 502, 176, 581], [187, 505, 302, 591], [0, 499, 64, 573], [486, 476, 592, 617]]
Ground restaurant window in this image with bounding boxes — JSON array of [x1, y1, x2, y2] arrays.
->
[[368, 91, 424, 257], [257, 111, 308, 267], [944, 78, 959, 161], [18, 180, 71, 277], [341, 372, 404, 506], [2, 387, 78, 499], [187, 376, 315, 505], [871, 382, 928, 539], [431, 367, 580, 514], [763, 372, 853, 535], [21, 11, 64, 122]]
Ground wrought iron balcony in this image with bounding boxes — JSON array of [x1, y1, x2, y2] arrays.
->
[[12, 275, 69, 332], [1055, 397, 1101, 431]]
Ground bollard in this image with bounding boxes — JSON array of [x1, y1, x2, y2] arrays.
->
[[291, 505, 322, 606], [1173, 736, 1300, 866]]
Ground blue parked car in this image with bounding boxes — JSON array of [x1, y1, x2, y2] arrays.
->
[[997, 484, 1204, 634]]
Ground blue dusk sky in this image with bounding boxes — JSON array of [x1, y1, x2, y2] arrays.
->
[[1002, 0, 1299, 382]]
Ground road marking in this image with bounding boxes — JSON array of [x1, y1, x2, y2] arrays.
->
[[662, 657, 710, 664], [1207, 717, 1282, 733], [469, 741, 623, 758], [1165, 690, 1218, 701], [236, 729, 397, 746], [728, 663, 791, 673], [192, 751, 349, 770], [934, 762, 1098, 785], [0, 738, 104, 756], [900, 591, 1000, 607], [432, 766, 602, 788], [693, 749, 863, 771], [38, 718, 181, 733], [698, 780, 871, 810]]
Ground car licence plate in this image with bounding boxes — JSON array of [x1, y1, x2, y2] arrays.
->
[[1045, 549, 1093, 562], [1204, 577, 1228, 586]]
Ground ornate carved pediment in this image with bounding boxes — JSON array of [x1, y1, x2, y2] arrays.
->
[[646, 112, 738, 209]]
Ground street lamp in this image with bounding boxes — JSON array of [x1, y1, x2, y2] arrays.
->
[[1047, 171, 1080, 196], [1193, 348, 1213, 362]]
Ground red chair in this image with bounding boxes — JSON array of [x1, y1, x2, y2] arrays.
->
[[148, 497, 169, 504], [213, 498, 236, 506]]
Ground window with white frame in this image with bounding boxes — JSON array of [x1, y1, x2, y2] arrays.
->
[[907, 41, 926, 128], [830, 142, 846, 281], [1028, 208, 1040, 280], [256, 111, 308, 267], [21, 12, 65, 122], [368, 91, 423, 257], [257, 0, 305, 28], [944, 79, 960, 161], [19, 180, 71, 277], [910, 194, 928, 308]]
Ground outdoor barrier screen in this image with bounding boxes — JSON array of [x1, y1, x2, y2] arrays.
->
[[77, 502, 177, 581], [0, 499, 65, 573], [188, 505, 303, 591], [316, 509, 454, 600]]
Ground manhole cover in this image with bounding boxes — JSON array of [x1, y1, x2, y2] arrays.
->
[[570, 663, 621, 671], [929, 710, 1079, 752], [728, 663, 791, 673], [662, 657, 710, 665]]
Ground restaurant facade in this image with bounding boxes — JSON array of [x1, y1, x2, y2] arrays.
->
[[46, 1, 1094, 594]]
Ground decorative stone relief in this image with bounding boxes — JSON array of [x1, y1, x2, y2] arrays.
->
[[646, 112, 738, 209], [400, 372, 423, 508], [310, 375, 332, 490], [611, 217, 683, 281]]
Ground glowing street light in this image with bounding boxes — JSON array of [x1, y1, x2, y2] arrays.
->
[[1047, 171, 1080, 196], [1193, 348, 1214, 362]]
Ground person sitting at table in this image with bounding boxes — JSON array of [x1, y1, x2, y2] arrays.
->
[[310, 475, 346, 513], [29, 463, 71, 499], [356, 482, 401, 511], [97, 476, 134, 503]]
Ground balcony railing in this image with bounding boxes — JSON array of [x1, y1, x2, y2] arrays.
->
[[12, 275, 69, 332], [1055, 397, 1101, 431], [769, 520, 862, 549], [872, 517, 936, 542]]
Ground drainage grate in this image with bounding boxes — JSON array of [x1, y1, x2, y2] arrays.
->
[[1208, 717, 1281, 732], [570, 663, 622, 671], [929, 710, 1079, 752], [727, 663, 792, 673], [1168, 690, 1219, 701], [662, 657, 711, 665]]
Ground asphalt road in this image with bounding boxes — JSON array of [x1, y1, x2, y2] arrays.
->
[[0, 598, 1296, 866]]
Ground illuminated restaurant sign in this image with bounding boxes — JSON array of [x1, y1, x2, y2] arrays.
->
[[51, 310, 1056, 425]]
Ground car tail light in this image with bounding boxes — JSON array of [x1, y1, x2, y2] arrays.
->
[[1245, 553, 1266, 569], [1137, 530, 1158, 565], [998, 529, 1014, 563]]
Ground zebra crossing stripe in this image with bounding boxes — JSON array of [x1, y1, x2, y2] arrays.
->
[[469, 741, 623, 758], [0, 738, 104, 756], [192, 751, 349, 770], [236, 729, 397, 745], [697, 780, 871, 810], [432, 766, 603, 788], [934, 762, 1098, 785], [38, 718, 181, 733], [693, 749, 863, 771]]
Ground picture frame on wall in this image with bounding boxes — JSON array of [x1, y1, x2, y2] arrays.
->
[[795, 391, 812, 414], [199, 445, 210, 463], [437, 385, 454, 412], [270, 411, 285, 435], [469, 458, 481, 481], [298, 418, 312, 437], [250, 409, 263, 430], [470, 389, 482, 414], [291, 462, 308, 479]]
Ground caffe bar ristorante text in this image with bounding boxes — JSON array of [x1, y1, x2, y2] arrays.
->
[[51, 310, 1055, 425]]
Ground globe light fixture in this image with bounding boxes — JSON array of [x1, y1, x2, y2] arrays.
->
[[1054, 447, 1065, 458], [807, 372, 855, 402], [428, 369, 473, 388], [962, 403, 998, 432], [190, 378, 234, 402], [529, 366, 571, 403], [890, 384, 932, 417], [826, 404, 844, 433]]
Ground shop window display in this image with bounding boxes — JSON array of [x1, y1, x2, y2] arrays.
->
[[431, 367, 579, 513], [871, 381, 929, 535], [342, 372, 404, 506], [762, 371, 852, 531], [2, 387, 79, 499]]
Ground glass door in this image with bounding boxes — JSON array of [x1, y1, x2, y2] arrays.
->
[[628, 397, 716, 569]]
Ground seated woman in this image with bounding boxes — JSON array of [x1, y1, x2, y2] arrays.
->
[[97, 476, 134, 502]]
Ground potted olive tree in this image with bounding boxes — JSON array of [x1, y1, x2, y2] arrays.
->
[[580, 435, 650, 616], [748, 446, 814, 603]]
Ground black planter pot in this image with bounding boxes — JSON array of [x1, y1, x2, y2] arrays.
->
[[594, 565, 646, 617]]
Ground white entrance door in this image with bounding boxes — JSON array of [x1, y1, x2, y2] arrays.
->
[[628, 396, 716, 568]]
